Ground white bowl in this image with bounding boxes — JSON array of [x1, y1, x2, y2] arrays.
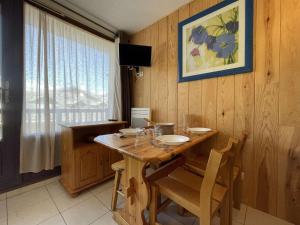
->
[[187, 127, 212, 134], [119, 128, 143, 136], [155, 135, 190, 146]]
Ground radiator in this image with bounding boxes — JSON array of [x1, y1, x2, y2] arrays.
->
[[131, 108, 151, 128]]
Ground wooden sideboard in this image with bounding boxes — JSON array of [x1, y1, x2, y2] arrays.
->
[[59, 121, 126, 196]]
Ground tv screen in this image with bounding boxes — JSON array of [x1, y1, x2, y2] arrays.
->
[[119, 44, 151, 67]]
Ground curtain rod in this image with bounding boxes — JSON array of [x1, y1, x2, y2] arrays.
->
[[25, 0, 118, 39]]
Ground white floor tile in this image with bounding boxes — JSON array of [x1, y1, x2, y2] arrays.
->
[[7, 183, 45, 199], [0, 217, 7, 225], [245, 207, 294, 225], [233, 204, 247, 224], [90, 212, 117, 225], [2, 179, 295, 225], [41, 177, 60, 186], [38, 214, 66, 225], [46, 181, 66, 197], [0, 194, 6, 201], [95, 188, 123, 210], [6, 177, 59, 199], [0, 200, 7, 220], [7, 198, 58, 225], [89, 180, 114, 195], [0, 200, 7, 225], [47, 181, 93, 212], [62, 197, 108, 225], [7, 187, 51, 212]]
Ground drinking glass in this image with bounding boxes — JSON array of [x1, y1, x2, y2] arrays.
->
[[135, 129, 146, 147]]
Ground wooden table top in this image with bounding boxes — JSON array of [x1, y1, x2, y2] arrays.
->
[[94, 130, 218, 163]]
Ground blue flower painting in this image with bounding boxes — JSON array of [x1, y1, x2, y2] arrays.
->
[[184, 6, 240, 73], [213, 34, 236, 60], [179, 0, 253, 82]]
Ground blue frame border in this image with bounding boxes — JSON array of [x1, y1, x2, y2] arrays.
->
[[178, 0, 253, 83]]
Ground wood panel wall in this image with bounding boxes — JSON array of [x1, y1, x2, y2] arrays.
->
[[130, 0, 300, 224]]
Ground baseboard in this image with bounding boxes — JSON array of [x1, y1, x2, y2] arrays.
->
[[21, 166, 61, 186], [0, 166, 61, 194]]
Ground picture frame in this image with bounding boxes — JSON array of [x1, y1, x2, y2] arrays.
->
[[178, 0, 253, 82]]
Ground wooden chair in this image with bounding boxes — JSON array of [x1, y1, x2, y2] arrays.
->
[[148, 138, 238, 225], [184, 133, 247, 209], [111, 160, 125, 211]]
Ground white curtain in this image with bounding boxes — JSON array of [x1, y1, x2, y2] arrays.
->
[[109, 37, 122, 120], [20, 4, 121, 173]]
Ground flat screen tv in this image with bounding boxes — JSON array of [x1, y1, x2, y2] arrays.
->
[[119, 44, 151, 67]]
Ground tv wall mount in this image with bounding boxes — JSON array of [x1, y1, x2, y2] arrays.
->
[[128, 66, 143, 77]]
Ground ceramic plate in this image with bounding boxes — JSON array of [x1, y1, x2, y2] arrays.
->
[[119, 128, 143, 136], [187, 127, 212, 134], [155, 135, 190, 146]]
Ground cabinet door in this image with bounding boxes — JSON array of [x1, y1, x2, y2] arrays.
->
[[102, 147, 123, 178], [75, 145, 102, 187], [102, 147, 112, 178], [110, 150, 123, 166]]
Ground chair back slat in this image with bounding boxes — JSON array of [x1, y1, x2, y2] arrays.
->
[[232, 132, 248, 168], [199, 138, 238, 217], [217, 137, 238, 186], [199, 149, 223, 217]]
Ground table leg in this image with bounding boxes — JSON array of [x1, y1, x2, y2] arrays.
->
[[114, 155, 149, 225]]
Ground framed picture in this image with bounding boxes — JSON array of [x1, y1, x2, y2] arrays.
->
[[178, 0, 253, 82]]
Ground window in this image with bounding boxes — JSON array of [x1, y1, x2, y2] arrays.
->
[[23, 4, 118, 135], [20, 4, 121, 173]]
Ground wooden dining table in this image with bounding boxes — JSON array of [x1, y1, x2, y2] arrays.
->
[[94, 129, 218, 225]]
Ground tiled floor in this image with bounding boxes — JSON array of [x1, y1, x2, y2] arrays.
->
[[0, 177, 294, 225]]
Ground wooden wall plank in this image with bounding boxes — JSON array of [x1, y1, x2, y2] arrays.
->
[[131, 31, 144, 108], [177, 5, 190, 129], [167, 11, 179, 124], [150, 23, 159, 122], [216, 76, 235, 148], [233, 0, 256, 206], [254, 0, 280, 215], [255, 0, 280, 86], [277, 126, 300, 225], [157, 18, 168, 122], [234, 73, 255, 205], [142, 28, 152, 108], [278, 1, 300, 223], [279, 0, 300, 127], [201, 78, 217, 129], [187, 83, 202, 127], [254, 85, 279, 215]]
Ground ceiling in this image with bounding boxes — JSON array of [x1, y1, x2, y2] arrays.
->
[[60, 0, 192, 34]]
